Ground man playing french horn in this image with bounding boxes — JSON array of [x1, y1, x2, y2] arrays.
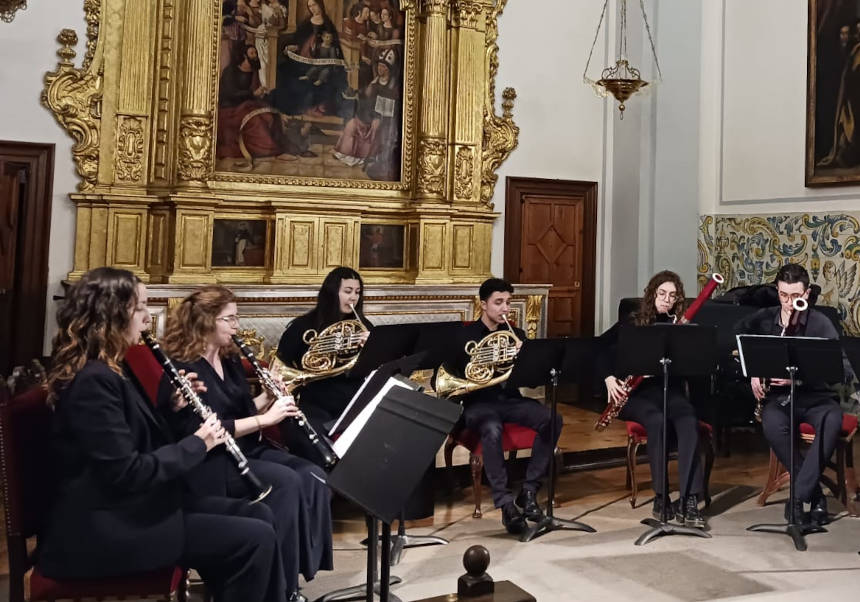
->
[[441, 278, 562, 536], [734, 263, 852, 527]]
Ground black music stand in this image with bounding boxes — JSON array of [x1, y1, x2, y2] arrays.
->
[[509, 338, 597, 542], [737, 334, 842, 551], [320, 384, 461, 602], [617, 324, 717, 546]]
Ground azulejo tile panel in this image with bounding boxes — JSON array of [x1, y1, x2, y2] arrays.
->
[[698, 213, 860, 336]]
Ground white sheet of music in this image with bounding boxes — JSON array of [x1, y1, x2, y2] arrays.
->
[[332, 376, 413, 458]]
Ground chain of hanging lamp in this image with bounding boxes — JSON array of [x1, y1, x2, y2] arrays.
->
[[583, 0, 662, 119]]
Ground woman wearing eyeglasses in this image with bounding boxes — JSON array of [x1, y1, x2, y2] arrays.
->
[[597, 270, 706, 529], [159, 286, 333, 602]]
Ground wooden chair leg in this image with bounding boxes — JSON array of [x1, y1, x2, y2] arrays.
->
[[470, 453, 484, 518], [628, 438, 641, 508], [757, 449, 789, 506], [836, 441, 847, 506]]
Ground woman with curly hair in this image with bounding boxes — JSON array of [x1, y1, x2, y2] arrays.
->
[[159, 285, 332, 602], [597, 270, 706, 529], [39, 267, 286, 601]]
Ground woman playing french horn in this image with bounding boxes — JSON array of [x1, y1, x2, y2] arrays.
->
[[276, 266, 372, 466], [597, 270, 706, 529], [441, 278, 562, 537]]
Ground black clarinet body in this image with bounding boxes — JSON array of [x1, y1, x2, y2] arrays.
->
[[232, 335, 339, 469], [141, 332, 272, 502]]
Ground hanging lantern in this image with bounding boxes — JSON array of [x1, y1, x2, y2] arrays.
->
[[584, 0, 662, 119]]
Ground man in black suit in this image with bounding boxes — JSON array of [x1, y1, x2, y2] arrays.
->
[[735, 263, 852, 526], [443, 278, 562, 535]]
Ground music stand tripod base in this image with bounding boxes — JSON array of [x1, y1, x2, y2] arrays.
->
[[746, 522, 826, 552], [635, 517, 712, 546], [520, 514, 596, 543]]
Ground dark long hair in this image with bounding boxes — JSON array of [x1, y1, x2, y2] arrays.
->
[[307, 266, 365, 329], [162, 286, 237, 362], [47, 267, 142, 404], [633, 270, 686, 326]]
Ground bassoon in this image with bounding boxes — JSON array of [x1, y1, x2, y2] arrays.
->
[[594, 273, 725, 431]]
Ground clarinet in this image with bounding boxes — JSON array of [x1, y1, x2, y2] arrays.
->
[[232, 335, 339, 469], [141, 332, 272, 502]]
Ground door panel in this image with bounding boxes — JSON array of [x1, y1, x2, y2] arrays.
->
[[505, 179, 597, 339]]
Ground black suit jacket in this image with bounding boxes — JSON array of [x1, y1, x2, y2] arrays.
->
[[38, 360, 207, 578]]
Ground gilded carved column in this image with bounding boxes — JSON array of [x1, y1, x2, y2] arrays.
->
[[415, 0, 450, 200], [449, 1, 485, 204], [176, 0, 214, 184]]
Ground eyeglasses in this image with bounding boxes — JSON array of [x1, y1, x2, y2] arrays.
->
[[216, 315, 240, 325], [656, 290, 678, 301], [777, 291, 805, 301]]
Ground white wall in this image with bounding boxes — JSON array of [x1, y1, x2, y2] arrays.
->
[[490, 0, 615, 329], [700, 0, 860, 215], [0, 1, 85, 353]]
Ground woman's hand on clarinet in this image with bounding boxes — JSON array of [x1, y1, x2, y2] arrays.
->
[[604, 376, 628, 405], [194, 413, 227, 452], [171, 370, 207, 412], [751, 377, 767, 401], [260, 394, 301, 427]]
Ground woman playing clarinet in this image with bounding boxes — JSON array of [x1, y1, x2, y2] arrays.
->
[[39, 267, 287, 601], [276, 266, 372, 465], [159, 286, 333, 602], [597, 270, 706, 528]]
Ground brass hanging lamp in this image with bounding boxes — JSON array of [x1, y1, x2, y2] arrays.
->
[[584, 0, 662, 119]]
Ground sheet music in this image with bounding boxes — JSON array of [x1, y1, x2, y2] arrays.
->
[[735, 334, 828, 377], [332, 376, 414, 458], [329, 369, 377, 436]]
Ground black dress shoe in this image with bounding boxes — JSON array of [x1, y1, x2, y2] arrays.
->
[[289, 592, 308, 602], [515, 488, 544, 521], [501, 502, 527, 535], [810, 494, 829, 526], [682, 495, 706, 529], [652, 494, 675, 521], [784, 499, 810, 525]]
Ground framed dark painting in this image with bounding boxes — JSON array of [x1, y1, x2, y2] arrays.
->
[[807, 0, 860, 185], [215, 0, 406, 184], [212, 219, 269, 267], [359, 223, 404, 268]]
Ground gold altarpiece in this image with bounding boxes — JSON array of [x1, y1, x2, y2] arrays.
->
[[43, 0, 520, 286]]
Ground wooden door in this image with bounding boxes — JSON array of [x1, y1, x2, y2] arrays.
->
[[504, 178, 597, 338], [0, 142, 54, 377]]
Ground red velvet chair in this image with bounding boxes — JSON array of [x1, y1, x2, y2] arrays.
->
[[443, 424, 547, 518], [625, 420, 715, 508], [757, 413, 858, 513], [0, 385, 188, 602]]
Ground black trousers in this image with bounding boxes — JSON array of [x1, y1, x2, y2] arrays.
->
[[761, 398, 842, 502], [618, 385, 704, 497], [461, 396, 562, 508], [223, 446, 333, 595], [183, 496, 286, 602]]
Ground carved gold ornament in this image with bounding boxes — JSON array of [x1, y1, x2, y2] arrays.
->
[[0, 0, 27, 23], [178, 115, 212, 182], [115, 116, 145, 183], [417, 138, 446, 195], [454, 146, 475, 200], [480, 0, 518, 209], [42, 20, 103, 192]]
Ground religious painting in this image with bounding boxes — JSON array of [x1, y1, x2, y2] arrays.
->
[[807, 0, 860, 185], [359, 223, 404, 268], [216, 0, 405, 183], [212, 219, 269, 267]]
